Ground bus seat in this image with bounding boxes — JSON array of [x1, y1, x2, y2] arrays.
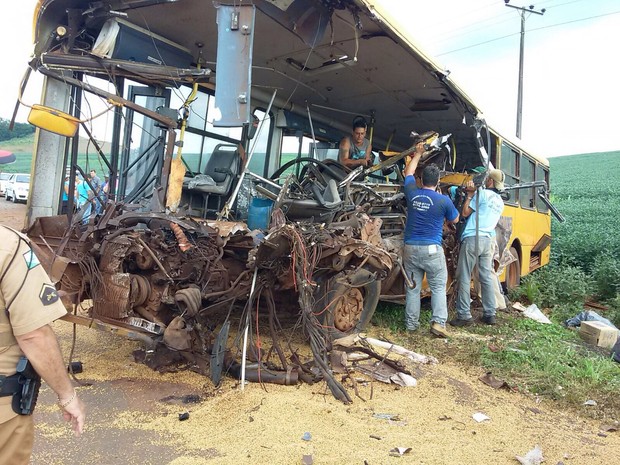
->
[[280, 178, 343, 223], [184, 143, 240, 217]]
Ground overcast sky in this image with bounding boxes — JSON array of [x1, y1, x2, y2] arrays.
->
[[1, 0, 619, 158], [379, 0, 620, 157]]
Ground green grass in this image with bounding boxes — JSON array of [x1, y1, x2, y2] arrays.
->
[[371, 303, 620, 418], [479, 318, 620, 413]]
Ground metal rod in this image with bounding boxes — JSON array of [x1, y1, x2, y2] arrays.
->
[[240, 267, 259, 391]]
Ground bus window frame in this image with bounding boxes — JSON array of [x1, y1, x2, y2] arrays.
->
[[535, 164, 550, 213], [519, 153, 536, 211], [171, 86, 245, 174], [500, 141, 520, 206]]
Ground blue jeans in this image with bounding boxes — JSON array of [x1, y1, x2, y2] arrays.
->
[[77, 201, 92, 225], [455, 235, 496, 319], [403, 244, 449, 329]]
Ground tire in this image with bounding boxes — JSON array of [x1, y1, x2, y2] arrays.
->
[[318, 277, 381, 339], [5, 192, 10, 202], [504, 246, 521, 290]]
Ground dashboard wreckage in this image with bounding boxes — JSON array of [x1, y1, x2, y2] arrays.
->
[[19, 0, 560, 402]]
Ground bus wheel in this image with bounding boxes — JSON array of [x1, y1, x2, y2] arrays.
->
[[505, 246, 521, 290], [319, 279, 381, 339]]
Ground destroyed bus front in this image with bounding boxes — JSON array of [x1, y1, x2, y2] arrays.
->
[[21, 1, 558, 400]]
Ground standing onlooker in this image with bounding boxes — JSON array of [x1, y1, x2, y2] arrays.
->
[[0, 226, 85, 464], [75, 176, 93, 224], [450, 170, 505, 326], [61, 175, 70, 214], [338, 116, 373, 169], [100, 174, 110, 206], [89, 170, 102, 215], [403, 142, 459, 337]]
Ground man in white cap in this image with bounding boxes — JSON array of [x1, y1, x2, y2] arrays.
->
[[450, 169, 505, 327]]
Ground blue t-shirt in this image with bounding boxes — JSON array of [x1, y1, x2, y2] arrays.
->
[[76, 182, 91, 205], [404, 176, 459, 245], [461, 188, 504, 239]]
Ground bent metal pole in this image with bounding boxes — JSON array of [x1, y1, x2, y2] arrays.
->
[[240, 267, 259, 391]]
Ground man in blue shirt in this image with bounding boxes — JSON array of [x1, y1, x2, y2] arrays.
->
[[450, 169, 505, 327], [403, 143, 459, 337]]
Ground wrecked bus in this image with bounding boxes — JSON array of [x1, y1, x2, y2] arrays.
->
[[18, 0, 559, 400]]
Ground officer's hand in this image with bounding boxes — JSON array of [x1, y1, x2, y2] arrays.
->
[[60, 393, 86, 437]]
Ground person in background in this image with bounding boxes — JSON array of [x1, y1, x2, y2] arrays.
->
[[61, 175, 70, 214], [75, 176, 93, 225], [402, 142, 459, 338], [450, 169, 506, 327], [89, 170, 102, 215], [101, 175, 110, 206], [0, 225, 85, 464], [338, 116, 373, 169]]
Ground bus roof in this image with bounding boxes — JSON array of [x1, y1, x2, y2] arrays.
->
[[31, 0, 543, 164]]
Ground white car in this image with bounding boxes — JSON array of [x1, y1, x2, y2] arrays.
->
[[0, 172, 12, 197], [5, 173, 30, 203]]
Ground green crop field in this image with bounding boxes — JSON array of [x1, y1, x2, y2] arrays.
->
[[0, 133, 114, 175], [550, 150, 620, 271]]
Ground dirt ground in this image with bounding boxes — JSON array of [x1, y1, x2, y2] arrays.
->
[[3, 201, 620, 464]]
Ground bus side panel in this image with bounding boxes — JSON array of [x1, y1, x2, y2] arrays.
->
[[501, 204, 551, 281]]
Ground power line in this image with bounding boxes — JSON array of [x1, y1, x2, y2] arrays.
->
[[421, 0, 582, 50], [436, 9, 620, 57]]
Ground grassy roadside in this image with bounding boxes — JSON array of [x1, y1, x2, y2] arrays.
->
[[371, 302, 620, 419]]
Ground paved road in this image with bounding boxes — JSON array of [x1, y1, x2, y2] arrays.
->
[[0, 195, 28, 230]]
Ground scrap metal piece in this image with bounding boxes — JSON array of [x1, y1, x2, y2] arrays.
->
[[163, 316, 191, 351], [125, 317, 165, 335], [210, 320, 230, 386]]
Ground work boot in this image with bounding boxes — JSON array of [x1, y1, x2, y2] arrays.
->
[[430, 322, 449, 338], [481, 315, 497, 325], [449, 317, 474, 327]]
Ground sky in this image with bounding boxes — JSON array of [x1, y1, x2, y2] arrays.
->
[[378, 0, 620, 157], [1, 0, 619, 158]]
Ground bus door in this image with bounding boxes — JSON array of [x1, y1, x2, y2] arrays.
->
[[118, 86, 171, 203]]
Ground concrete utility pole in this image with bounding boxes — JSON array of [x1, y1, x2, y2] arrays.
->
[[504, 1, 545, 139]]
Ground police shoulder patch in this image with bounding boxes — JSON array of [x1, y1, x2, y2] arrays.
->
[[23, 249, 41, 270], [39, 284, 59, 306]]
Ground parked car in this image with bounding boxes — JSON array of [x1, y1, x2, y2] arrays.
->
[[0, 172, 12, 197], [5, 173, 30, 203]]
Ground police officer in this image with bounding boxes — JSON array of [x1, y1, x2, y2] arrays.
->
[[0, 225, 85, 463]]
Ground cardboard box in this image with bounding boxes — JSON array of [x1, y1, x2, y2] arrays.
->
[[579, 321, 619, 349]]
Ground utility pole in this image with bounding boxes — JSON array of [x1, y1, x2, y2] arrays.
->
[[504, 1, 545, 139]]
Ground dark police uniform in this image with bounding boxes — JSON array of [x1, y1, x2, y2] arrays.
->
[[0, 226, 67, 463]]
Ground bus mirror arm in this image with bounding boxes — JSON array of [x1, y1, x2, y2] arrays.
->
[[503, 181, 565, 223], [538, 190, 565, 223]]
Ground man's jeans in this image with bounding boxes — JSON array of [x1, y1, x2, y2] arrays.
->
[[455, 235, 496, 319], [403, 244, 448, 329]]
